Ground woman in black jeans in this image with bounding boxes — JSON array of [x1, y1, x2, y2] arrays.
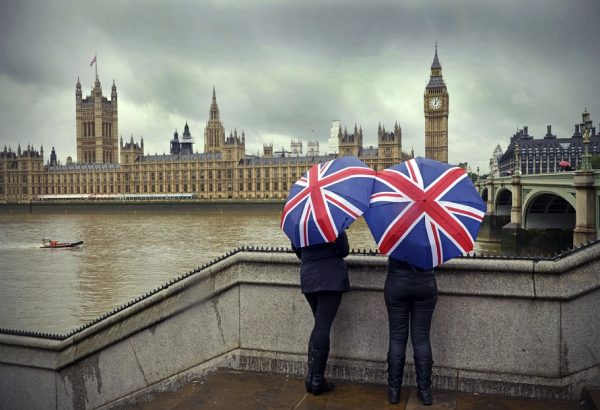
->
[[385, 257, 437, 406], [292, 230, 350, 395]]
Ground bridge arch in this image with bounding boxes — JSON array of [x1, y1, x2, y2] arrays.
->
[[480, 187, 488, 202], [523, 192, 575, 230], [494, 188, 512, 216]]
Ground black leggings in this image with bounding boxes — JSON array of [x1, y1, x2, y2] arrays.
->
[[385, 271, 437, 366], [304, 291, 343, 350]]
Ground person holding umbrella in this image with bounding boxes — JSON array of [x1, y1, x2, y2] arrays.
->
[[281, 156, 375, 395], [364, 157, 486, 405], [383, 256, 437, 405], [291, 230, 349, 395]]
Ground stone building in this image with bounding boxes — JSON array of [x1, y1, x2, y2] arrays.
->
[[498, 110, 599, 175], [170, 123, 194, 156], [0, 144, 45, 201], [489, 144, 503, 177], [76, 76, 118, 164], [327, 121, 340, 155], [424, 46, 449, 163], [1, 79, 415, 202]]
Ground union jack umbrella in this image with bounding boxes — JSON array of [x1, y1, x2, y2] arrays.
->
[[364, 157, 486, 270], [281, 156, 375, 248]]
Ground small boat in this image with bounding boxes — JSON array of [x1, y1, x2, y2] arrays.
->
[[41, 238, 84, 249]]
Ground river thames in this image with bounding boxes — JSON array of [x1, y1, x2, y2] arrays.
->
[[0, 204, 567, 334]]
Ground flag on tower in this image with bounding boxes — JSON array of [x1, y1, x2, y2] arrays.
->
[[90, 56, 97, 67]]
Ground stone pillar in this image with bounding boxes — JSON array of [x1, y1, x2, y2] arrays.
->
[[573, 171, 596, 246], [486, 178, 495, 215], [510, 175, 522, 228]]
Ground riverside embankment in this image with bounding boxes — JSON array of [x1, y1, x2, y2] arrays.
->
[[1, 244, 598, 409]]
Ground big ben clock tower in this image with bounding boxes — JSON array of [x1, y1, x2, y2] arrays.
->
[[424, 45, 449, 163]]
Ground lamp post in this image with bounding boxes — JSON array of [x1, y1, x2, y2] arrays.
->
[[573, 107, 596, 246], [513, 142, 521, 176], [581, 108, 593, 171]]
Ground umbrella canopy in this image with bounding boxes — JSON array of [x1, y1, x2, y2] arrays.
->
[[364, 157, 486, 270], [281, 156, 375, 248], [559, 160, 570, 167]]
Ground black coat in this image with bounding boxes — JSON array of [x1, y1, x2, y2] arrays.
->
[[387, 257, 434, 274], [292, 231, 350, 294]]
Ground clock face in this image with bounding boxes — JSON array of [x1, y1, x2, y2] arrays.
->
[[429, 97, 442, 110]]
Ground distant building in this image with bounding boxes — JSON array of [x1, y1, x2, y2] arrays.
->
[[424, 46, 449, 163], [497, 110, 599, 175], [1, 64, 426, 202], [489, 144, 503, 177], [290, 139, 302, 156], [307, 141, 319, 156], [0, 85, 408, 201], [76, 75, 118, 164], [328, 121, 340, 155], [170, 123, 194, 156]]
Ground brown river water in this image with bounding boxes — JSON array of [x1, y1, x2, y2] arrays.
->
[[0, 203, 506, 334]]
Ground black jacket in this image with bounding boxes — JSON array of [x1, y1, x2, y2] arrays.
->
[[387, 257, 434, 274], [292, 231, 350, 294]]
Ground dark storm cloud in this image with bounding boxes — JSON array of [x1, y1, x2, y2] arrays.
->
[[1, 0, 599, 171]]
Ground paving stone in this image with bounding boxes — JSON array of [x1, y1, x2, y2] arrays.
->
[[298, 381, 408, 410], [455, 391, 580, 410], [123, 370, 582, 410], [129, 370, 306, 410], [405, 389, 457, 409]]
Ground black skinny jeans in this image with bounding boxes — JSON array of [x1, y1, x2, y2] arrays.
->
[[384, 270, 438, 367], [304, 291, 343, 351]]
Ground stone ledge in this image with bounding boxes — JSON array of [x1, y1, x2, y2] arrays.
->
[[1, 250, 599, 409]]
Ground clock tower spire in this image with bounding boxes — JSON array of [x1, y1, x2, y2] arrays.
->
[[424, 44, 449, 163]]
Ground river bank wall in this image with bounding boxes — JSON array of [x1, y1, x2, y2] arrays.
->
[[0, 200, 285, 214], [1, 246, 599, 409]]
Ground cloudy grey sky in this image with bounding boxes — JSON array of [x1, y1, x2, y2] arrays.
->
[[1, 0, 599, 172]]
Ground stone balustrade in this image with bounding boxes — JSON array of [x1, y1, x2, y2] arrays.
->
[[0, 245, 598, 409]]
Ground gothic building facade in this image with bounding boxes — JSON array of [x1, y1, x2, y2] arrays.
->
[[424, 46, 449, 163], [76, 76, 119, 164], [1, 72, 417, 202]]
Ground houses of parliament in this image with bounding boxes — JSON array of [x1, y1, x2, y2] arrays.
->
[[0, 49, 449, 202]]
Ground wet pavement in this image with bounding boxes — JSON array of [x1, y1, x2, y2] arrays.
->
[[130, 370, 588, 410]]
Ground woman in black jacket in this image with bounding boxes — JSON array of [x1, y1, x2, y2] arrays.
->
[[385, 257, 437, 406], [292, 230, 350, 395]]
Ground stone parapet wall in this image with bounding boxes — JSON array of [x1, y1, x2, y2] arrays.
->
[[0, 246, 599, 409]]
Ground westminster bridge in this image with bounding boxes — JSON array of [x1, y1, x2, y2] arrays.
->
[[475, 170, 600, 246]]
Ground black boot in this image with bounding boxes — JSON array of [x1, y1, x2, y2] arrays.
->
[[309, 348, 334, 395], [387, 352, 404, 404], [305, 341, 314, 393], [415, 360, 433, 406]]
